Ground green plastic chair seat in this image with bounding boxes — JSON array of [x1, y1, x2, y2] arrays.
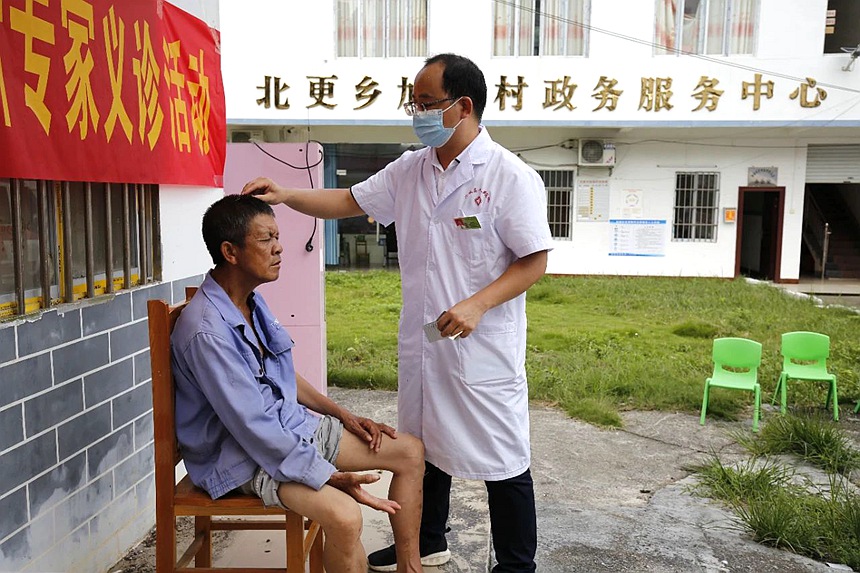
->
[[700, 337, 762, 432], [771, 331, 838, 421], [783, 362, 836, 382]]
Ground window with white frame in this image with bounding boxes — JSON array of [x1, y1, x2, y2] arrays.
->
[[538, 169, 574, 239], [0, 179, 160, 318], [672, 172, 719, 242], [655, 0, 758, 55], [494, 0, 589, 57], [336, 0, 427, 57]]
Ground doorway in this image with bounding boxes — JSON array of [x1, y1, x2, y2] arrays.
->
[[736, 187, 785, 281]]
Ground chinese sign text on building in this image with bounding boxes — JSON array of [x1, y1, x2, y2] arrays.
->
[[254, 72, 827, 114]]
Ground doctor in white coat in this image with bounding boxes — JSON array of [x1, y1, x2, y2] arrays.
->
[[243, 53, 552, 573]]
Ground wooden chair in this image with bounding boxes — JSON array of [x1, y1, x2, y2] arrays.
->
[[147, 292, 324, 572]]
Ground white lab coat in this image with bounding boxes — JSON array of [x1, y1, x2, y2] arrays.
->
[[352, 128, 553, 480]]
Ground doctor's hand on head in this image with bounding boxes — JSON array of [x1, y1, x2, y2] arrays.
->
[[241, 176, 288, 205]]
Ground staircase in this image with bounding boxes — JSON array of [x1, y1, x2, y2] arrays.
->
[[804, 188, 860, 278]]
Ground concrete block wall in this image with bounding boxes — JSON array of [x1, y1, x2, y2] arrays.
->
[[0, 275, 203, 572]]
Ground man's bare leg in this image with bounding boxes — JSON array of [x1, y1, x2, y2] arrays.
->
[[336, 431, 425, 573], [277, 481, 366, 573]]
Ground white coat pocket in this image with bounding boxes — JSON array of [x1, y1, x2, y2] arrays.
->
[[452, 212, 492, 263], [458, 324, 520, 385]]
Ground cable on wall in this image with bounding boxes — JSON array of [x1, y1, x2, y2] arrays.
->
[[252, 139, 322, 252]]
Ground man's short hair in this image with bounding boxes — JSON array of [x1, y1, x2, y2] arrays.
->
[[424, 53, 487, 122], [202, 194, 275, 265]]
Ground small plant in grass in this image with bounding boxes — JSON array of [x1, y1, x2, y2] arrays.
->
[[688, 454, 801, 504], [734, 478, 860, 569], [691, 417, 860, 569], [735, 414, 860, 476]]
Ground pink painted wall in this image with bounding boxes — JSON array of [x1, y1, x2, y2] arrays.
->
[[223, 142, 327, 393]]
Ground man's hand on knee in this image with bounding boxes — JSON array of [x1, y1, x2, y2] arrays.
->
[[340, 413, 397, 452], [327, 471, 402, 515]]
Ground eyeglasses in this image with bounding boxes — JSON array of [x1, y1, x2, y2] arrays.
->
[[403, 97, 456, 117]]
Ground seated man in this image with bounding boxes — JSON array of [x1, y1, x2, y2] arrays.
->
[[171, 194, 424, 573]]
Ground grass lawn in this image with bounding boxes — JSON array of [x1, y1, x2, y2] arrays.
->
[[325, 270, 860, 427]]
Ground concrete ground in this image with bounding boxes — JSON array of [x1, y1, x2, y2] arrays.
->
[[113, 386, 859, 573]]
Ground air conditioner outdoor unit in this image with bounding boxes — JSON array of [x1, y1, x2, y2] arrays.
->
[[231, 129, 264, 143], [578, 139, 616, 166]]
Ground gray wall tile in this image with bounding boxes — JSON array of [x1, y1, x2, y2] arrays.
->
[[87, 425, 134, 480], [172, 274, 204, 303], [0, 487, 28, 540], [84, 359, 133, 407], [133, 412, 153, 450], [114, 443, 154, 494], [0, 405, 24, 451], [90, 487, 135, 541], [0, 352, 52, 409], [57, 404, 111, 460], [25, 521, 89, 573], [55, 475, 109, 541], [135, 472, 155, 512], [0, 324, 15, 364], [17, 309, 81, 357], [52, 334, 109, 384], [134, 350, 151, 385], [0, 523, 31, 570], [82, 293, 131, 336], [132, 283, 172, 320], [112, 382, 152, 428], [109, 320, 149, 361], [28, 452, 86, 518], [0, 431, 57, 493], [25, 380, 84, 437]]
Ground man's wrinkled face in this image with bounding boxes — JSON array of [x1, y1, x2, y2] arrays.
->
[[234, 214, 282, 284]]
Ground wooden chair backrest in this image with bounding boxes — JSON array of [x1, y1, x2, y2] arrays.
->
[[147, 296, 188, 506]]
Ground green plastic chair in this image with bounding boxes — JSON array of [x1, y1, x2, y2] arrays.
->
[[772, 331, 838, 421], [700, 337, 763, 432]]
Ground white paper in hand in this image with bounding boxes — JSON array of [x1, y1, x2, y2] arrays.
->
[[423, 320, 461, 343], [423, 321, 445, 343]]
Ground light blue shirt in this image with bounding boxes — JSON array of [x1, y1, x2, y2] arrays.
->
[[171, 273, 336, 499]]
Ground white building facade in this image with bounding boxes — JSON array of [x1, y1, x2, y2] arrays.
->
[[222, 0, 860, 282]]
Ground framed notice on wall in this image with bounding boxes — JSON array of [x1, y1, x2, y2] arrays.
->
[[608, 219, 667, 257], [576, 178, 610, 222]]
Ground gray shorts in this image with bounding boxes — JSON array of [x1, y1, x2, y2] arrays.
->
[[237, 415, 343, 510]]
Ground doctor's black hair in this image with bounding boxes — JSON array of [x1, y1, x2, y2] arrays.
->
[[424, 53, 487, 122], [202, 194, 275, 266]]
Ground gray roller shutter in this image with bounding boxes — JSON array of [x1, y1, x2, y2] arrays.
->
[[806, 145, 860, 183]]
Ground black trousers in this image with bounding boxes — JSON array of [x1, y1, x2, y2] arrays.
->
[[420, 461, 537, 573]]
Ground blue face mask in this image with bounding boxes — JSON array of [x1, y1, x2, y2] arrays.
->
[[412, 98, 463, 148]]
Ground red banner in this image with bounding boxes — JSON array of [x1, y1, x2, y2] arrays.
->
[[0, 0, 226, 186]]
